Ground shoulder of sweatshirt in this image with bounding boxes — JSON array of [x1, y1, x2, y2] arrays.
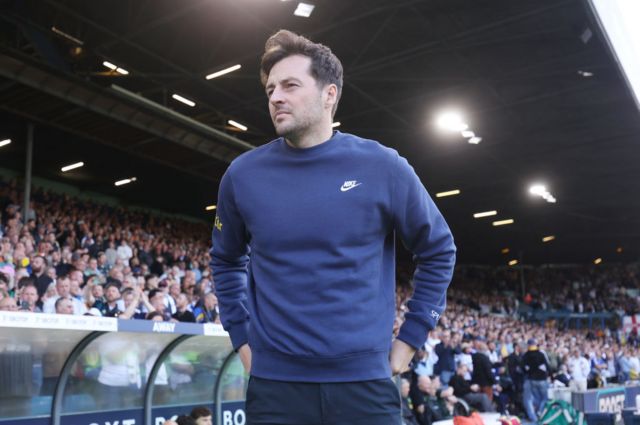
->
[[226, 137, 281, 172], [336, 131, 400, 160]]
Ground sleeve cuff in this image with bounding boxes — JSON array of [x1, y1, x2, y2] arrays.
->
[[228, 321, 250, 351], [396, 318, 431, 350]]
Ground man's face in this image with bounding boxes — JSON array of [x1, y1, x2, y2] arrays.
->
[[92, 284, 103, 299], [123, 293, 135, 309], [0, 297, 18, 311], [56, 298, 73, 315], [21, 286, 38, 306], [417, 376, 431, 393], [56, 278, 71, 297], [105, 286, 120, 303], [195, 416, 212, 425], [205, 293, 217, 310], [169, 283, 181, 297], [32, 256, 44, 272], [151, 293, 165, 312], [266, 55, 329, 139]]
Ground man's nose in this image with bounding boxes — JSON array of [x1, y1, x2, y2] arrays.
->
[[269, 87, 285, 104]]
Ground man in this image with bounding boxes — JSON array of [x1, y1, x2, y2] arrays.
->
[[190, 406, 212, 425], [0, 296, 18, 311], [522, 338, 550, 422], [400, 378, 420, 425], [19, 283, 41, 312], [149, 289, 171, 321], [30, 255, 53, 299], [449, 363, 494, 413], [472, 341, 495, 401], [94, 283, 123, 317], [568, 348, 590, 392], [193, 292, 218, 324], [54, 297, 74, 315], [172, 293, 196, 322], [434, 331, 456, 385], [42, 276, 87, 315], [414, 375, 456, 425], [211, 30, 455, 424]]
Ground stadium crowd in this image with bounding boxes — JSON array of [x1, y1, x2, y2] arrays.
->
[[0, 178, 219, 323], [3, 178, 640, 424]]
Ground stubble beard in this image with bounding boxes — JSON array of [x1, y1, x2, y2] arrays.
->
[[274, 114, 311, 143]]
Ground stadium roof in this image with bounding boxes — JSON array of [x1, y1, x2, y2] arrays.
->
[[0, 0, 639, 265]]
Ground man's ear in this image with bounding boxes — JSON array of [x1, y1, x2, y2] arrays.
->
[[324, 84, 338, 111]]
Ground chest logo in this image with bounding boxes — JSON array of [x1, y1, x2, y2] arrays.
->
[[340, 180, 362, 192]]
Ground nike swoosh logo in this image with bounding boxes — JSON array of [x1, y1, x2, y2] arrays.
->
[[340, 183, 362, 192]]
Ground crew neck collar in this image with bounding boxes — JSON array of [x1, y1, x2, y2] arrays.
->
[[281, 131, 340, 154]]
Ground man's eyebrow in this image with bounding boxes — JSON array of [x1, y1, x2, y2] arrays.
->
[[266, 77, 303, 90]]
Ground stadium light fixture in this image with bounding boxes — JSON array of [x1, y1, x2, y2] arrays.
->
[[102, 61, 129, 75], [436, 111, 468, 133], [436, 189, 461, 198], [588, 0, 640, 111], [542, 235, 556, 243], [61, 162, 84, 172], [468, 137, 482, 144], [331, 122, 341, 128], [205, 64, 241, 80], [205, 205, 217, 211], [228, 120, 248, 131], [51, 26, 83, 45], [294, 2, 315, 17], [172, 94, 196, 107], [594, 257, 603, 265], [493, 219, 514, 227], [529, 183, 556, 203], [115, 177, 137, 187], [508, 259, 518, 266], [473, 210, 497, 218], [0, 139, 11, 147], [501, 248, 510, 254]]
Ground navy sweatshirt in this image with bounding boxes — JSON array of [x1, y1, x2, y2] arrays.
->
[[210, 131, 455, 382]]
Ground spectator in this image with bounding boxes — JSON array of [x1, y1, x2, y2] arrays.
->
[[54, 297, 73, 315], [472, 341, 495, 401], [30, 255, 53, 298], [94, 283, 123, 317], [120, 287, 153, 320], [193, 292, 218, 324], [173, 293, 195, 323], [19, 282, 41, 312], [0, 296, 18, 311], [400, 378, 419, 425], [117, 240, 133, 266], [149, 289, 171, 321], [449, 363, 494, 412], [568, 348, 590, 392], [190, 406, 212, 425], [434, 331, 456, 385], [522, 338, 549, 422], [42, 276, 87, 315]]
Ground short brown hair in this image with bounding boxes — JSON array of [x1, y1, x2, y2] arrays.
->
[[190, 406, 212, 419], [260, 30, 343, 117]]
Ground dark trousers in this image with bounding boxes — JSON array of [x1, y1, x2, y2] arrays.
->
[[246, 376, 402, 425]]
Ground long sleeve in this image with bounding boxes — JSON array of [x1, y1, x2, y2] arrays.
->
[[210, 169, 251, 350], [392, 155, 456, 350]]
